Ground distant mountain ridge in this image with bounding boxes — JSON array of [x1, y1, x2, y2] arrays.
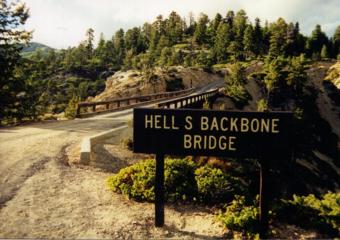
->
[[21, 42, 54, 58]]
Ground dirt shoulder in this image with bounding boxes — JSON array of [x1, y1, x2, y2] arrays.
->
[[0, 142, 226, 239]]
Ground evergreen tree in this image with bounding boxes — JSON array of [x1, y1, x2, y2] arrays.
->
[[263, 57, 285, 106], [225, 10, 235, 28], [293, 22, 306, 55], [243, 25, 255, 59], [186, 12, 196, 35], [320, 44, 329, 59], [287, 55, 307, 97], [233, 9, 248, 42], [170, 48, 183, 66], [125, 27, 140, 54], [114, 29, 126, 65], [85, 28, 94, 58], [333, 25, 340, 57], [253, 18, 263, 56], [213, 22, 232, 62], [159, 47, 172, 68], [95, 33, 106, 64], [142, 22, 152, 47], [227, 41, 242, 61], [123, 49, 134, 70], [286, 23, 296, 56], [194, 13, 209, 45], [0, 0, 32, 121], [211, 13, 222, 34], [225, 62, 248, 106], [309, 24, 329, 57], [269, 18, 288, 57], [156, 35, 170, 57], [209, 13, 223, 44], [166, 11, 184, 45]]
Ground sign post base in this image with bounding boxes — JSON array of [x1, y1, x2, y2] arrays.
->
[[155, 153, 165, 227], [259, 161, 270, 238]]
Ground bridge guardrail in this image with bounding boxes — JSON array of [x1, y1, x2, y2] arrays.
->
[[157, 89, 220, 109], [76, 88, 194, 118]]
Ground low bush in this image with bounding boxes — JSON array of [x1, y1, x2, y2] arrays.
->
[[64, 95, 79, 119], [195, 165, 243, 203], [107, 158, 245, 203], [275, 192, 340, 236], [225, 84, 251, 109], [107, 158, 197, 202], [218, 195, 259, 236]]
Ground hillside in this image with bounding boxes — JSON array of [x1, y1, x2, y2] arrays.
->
[[89, 66, 224, 102], [325, 61, 340, 89], [21, 42, 54, 58]]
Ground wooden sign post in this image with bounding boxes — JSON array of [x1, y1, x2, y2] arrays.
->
[[259, 160, 270, 237], [133, 108, 294, 233], [155, 153, 164, 227]]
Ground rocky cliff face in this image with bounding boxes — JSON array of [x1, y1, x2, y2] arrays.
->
[[88, 66, 224, 102], [325, 61, 340, 89]]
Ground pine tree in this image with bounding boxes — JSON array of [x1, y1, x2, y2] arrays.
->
[[156, 35, 170, 57], [213, 22, 232, 62], [286, 23, 296, 56], [227, 41, 242, 61], [85, 28, 94, 58], [0, 0, 32, 121], [125, 27, 141, 54], [194, 13, 209, 45], [263, 57, 285, 106], [211, 13, 222, 33], [95, 33, 106, 64], [243, 25, 255, 59], [233, 10, 248, 42], [287, 55, 307, 97], [186, 12, 196, 35], [114, 29, 126, 65], [209, 13, 223, 43], [333, 25, 340, 57], [166, 11, 184, 45], [320, 44, 329, 59], [269, 18, 288, 57], [225, 62, 248, 106], [159, 47, 172, 68], [225, 11, 235, 27], [309, 24, 329, 57], [253, 18, 263, 56]]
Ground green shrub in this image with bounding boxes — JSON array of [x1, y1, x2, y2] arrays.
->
[[195, 165, 243, 203], [257, 98, 268, 112], [64, 95, 79, 119], [107, 158, 246, 204], [276, 192, 340, 236], [225, 84, 251, 108], [107, 158, 197, 202], [107, 159, 156, 201], [164, 158, 197, 201], [218, 195, 259, 234]]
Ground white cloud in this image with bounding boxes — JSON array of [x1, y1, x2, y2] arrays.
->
[[24, 0, 340, 49]]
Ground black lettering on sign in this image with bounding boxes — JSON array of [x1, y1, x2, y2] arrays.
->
[[133, 108, 294, 158]]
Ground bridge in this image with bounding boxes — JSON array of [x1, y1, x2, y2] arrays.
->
[[76, 84, 223, 163]]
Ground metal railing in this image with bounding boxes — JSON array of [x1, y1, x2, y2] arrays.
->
[[157, 89, 220, 109], [76, 88, 194, 118]]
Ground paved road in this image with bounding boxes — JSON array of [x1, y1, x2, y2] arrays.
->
[[0, 81, 223, 208]]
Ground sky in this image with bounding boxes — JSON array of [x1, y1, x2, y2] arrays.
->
[[24, 0, 340, 49]]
